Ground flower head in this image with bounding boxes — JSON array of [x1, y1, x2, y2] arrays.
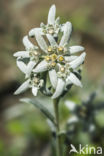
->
[[14, 4, 86, 98], [29, 5, 63, 37]]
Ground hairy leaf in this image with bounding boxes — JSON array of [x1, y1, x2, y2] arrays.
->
[[20, 98, 56, 125]]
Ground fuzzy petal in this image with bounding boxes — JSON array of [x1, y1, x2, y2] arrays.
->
[[49, 69, 57, 89], [66, 72, 82, 87], [69, 52, 86, 69], [46, 34, 58, 46], [69, 46, 85, 54], [29, 28, 42, 37], [55, 17, 60, 24], [13, 51, 29, 58], [33, 60, 48, 73], [23, 36, 34, 50], [48, 4, 56, 25], [14, 79, 30, 95], [66, 79, 72, 86], [17, 60, 27, 74], [52, 78, 65, 99], [64, 56, 78, 62], [59, 22, 72, 46], [35, 29, 48, 53], [61, 23, 66, 32], [26, 61, 36, 77], [32, 86, 38, 96]]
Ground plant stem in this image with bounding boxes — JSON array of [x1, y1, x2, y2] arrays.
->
[[53, 98, 62, 156]]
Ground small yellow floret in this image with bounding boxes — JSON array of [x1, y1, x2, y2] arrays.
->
[[58, 46, 64, 52], [34, 51, 38, 56], [48, 29, 54, 34], [48, 47, 53, 53], [34, 77, 39, 84], [51, 54, 57, 61], [51, 62, 56, 67], [58, 56, 64, 62], [45, 56, 51, 61], [60, 67, 65, 72]]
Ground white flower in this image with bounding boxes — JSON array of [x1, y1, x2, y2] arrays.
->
[[16, 59, 36, 78], [52, 64, 83, 99], [14, 36, 40, 61], [32, 24, 72, 73], [32, 26, 86, 96], [52, 52, 86, 99], [29, 5, 61, 37], [30, 77, 44, 96], [14, 4, 86, 98], [14, 76, 44, 96]]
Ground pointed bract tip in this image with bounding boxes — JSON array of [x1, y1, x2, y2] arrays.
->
[[29, 28, 35, 37], [81, 52, 86, 61], [22, 35, 28, 42], [50, 4, 56, 9]]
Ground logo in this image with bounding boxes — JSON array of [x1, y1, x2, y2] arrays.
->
[[69, 144, 102, 155]]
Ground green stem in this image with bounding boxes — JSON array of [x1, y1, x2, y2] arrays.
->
[[53, 98, 62, 156]]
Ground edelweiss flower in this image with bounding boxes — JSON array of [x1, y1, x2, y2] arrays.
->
[[14, 36, 40, 62], [14, 74, 44, 96], [14, 4, 86, 99], [16, 59, 36, 78], [31, 24, 86, 98], [29, 5, 62, 37], [14, 36, 44, 96]]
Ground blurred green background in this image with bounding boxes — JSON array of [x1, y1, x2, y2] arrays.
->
[[0, 0, 104, 155]]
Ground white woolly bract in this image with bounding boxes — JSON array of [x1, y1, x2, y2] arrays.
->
[[52, 78, 65, 99], [35, 29, 48, 53], [14, 79, 30, 95], [33, 60, 49, 73], [49, 69, 57, 89], [48, 5, 56, 25], [23, 36, 34, 50], [69, 46, 85, 54], [69, 52, 86, 69]]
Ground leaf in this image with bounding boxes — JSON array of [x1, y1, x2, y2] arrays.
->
[[47, 119, 56, 132], [20, 98, 56, 125]]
